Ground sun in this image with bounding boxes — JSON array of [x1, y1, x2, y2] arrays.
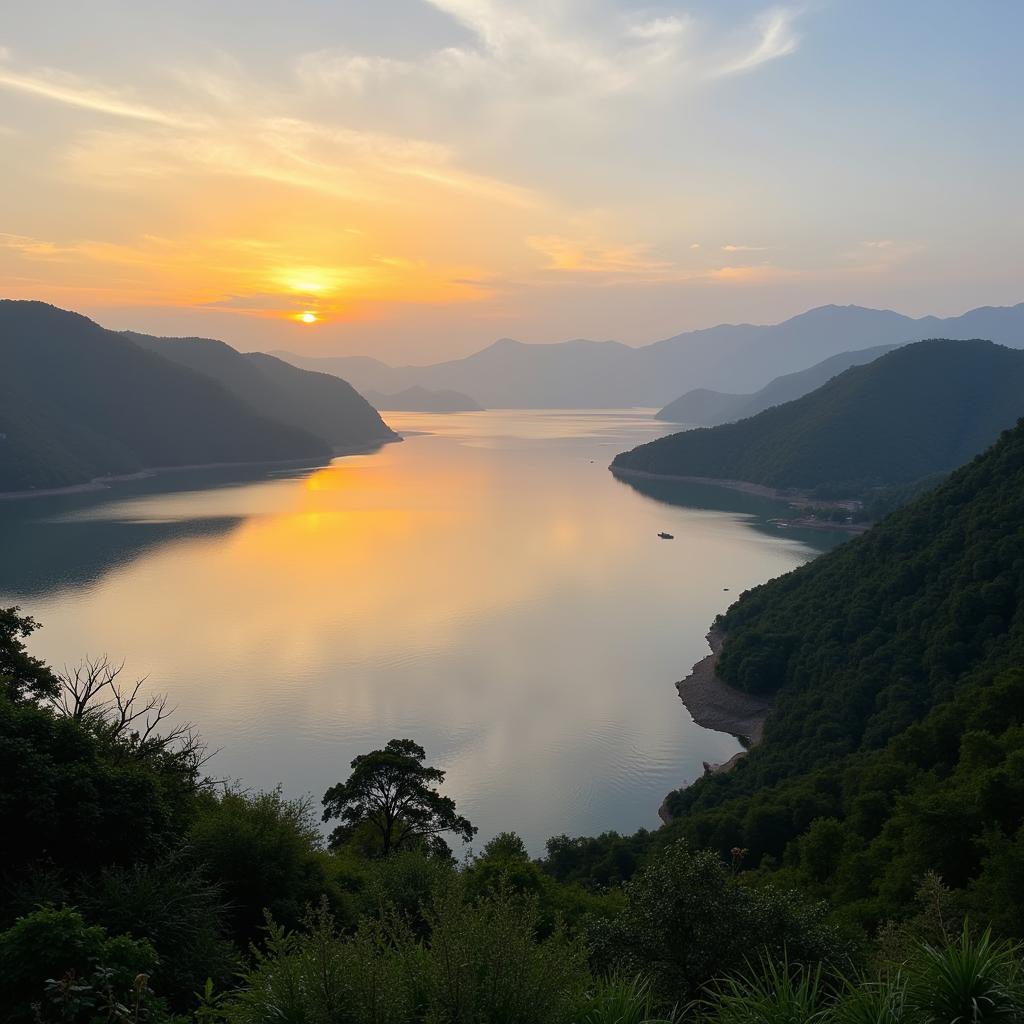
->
[[298, 311, 318, 324]]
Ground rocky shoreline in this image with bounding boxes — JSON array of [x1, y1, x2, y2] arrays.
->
[[659, 626, 773, 823]]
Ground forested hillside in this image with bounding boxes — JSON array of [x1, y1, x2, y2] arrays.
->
[[614, 340, 1024, 497], [126, 332, 396, 448], [656, 344, 897, 425], [662, 411, 1024, 931], [0, 302, 334, 491]]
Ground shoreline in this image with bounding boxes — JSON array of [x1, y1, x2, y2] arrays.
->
[[0, 436, 400, 503], [659, 627, 773, 824], [610, 465, 869, 534]]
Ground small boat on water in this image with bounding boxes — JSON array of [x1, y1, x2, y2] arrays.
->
[[657, 531, 674, 540]]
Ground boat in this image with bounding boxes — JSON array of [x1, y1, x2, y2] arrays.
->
[[657, 531, 674, 540]]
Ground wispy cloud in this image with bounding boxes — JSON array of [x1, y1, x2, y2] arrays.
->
[[713, 7, 801, 77], [0, 62, 190, 125], [298, 3, 804, 114], [527, 234, 676, 276]]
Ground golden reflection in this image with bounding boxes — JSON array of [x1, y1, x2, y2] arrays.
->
[[16, 412, 826, 847]]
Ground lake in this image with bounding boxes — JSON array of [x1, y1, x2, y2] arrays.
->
[[0, 409, 846, 853]]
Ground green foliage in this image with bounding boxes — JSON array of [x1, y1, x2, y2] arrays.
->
[[614, 340, 1024, 497], [357, 846, 456, 934], [322, 738, 477, 857], [698, 929, 1024, 1024], [75, 853, 236, 1007], [189, 787, 342, 947], [591, 840, 851, 1005], [577, 974, 679, 1024], [542, 831, 651, 890], [0, 693, 198, 897], [704, 957, 829, 1024], [223, 882, 588, 1024], [0, 606, 59, 700], [661, 416, 1024, 928], [906, 925, 1023, 1024], [0, 906, 159, 1023]]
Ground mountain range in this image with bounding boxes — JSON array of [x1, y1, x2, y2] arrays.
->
[[656, 344, 898, 425], [0, 302, 395, 493], [274, 302, 1024, 409], [612, 339, 1024, 497]]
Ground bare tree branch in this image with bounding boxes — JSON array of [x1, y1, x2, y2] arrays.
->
[[47, 656, 218, 779]]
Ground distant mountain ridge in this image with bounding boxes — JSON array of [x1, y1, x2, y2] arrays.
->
[[362, 385, 483, 412], [656, 344, 899, 425], [273, 302, 1024, 408], [612, 339, 1024, 497], [0, 302, 395, 493]]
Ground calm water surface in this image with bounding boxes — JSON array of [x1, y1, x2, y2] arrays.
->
[[0, 410, 845, 852]]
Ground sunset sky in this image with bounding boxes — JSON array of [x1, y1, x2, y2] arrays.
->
[[2, 1, 1021, 362]]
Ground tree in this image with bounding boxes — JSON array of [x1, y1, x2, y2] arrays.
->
[[322, 738, 476, 857], [0, 606, 59, 701]]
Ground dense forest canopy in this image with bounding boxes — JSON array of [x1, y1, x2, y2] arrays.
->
[[614, 339, 1024, 497], [661, 413, 1024, 933]]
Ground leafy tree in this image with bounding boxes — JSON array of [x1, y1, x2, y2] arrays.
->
[[0, 606, 59, 701], [190, 787, 340, 946], [591, 840, 851, 1005], [322, 738, 476, 857]]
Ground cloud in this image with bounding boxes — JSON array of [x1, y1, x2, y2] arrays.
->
[[63, 111, 538, 210], [721, 243, 770, 252], [526, 234, 676, 277], [0, 232, 74, 259], [0, 60, 190, 126], [297, 4, 804, 115], [627, 16, 690, 42], [713, 8, 801, 77], [844, 239, 925, 270]]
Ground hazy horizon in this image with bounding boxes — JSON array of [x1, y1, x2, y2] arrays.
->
[[3, 1, 1022, 362]]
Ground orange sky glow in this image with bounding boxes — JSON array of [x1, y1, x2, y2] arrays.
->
[[1, 3, 1021, 361]]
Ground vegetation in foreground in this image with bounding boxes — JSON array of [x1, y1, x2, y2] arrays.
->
[[0, 600, 1021, 1022]]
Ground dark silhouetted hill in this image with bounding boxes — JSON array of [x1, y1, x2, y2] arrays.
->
[[613, 340, 1024, 496], [125, 332, 396, 448], [0, 302, 332, 492]]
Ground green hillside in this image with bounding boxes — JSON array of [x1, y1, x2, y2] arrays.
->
[[662, 412, 1024, 929], [0, 302, 331, 492], [656, 344, 898, 425], [614, 340, 1024, 497], [125, 333, 397, 448]]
